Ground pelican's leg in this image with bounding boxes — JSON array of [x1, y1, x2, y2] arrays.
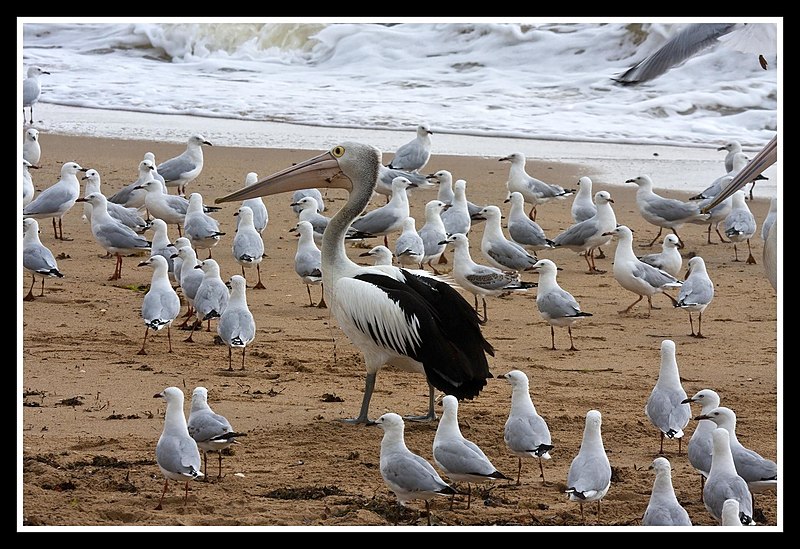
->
[[404, 381, 437, 422], [339, 372, 377, 424]]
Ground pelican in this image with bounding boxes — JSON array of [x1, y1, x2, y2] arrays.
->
[[215, 142, 494, 424]]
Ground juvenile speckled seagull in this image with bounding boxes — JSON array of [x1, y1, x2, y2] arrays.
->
[[604, 225, 682, 315], [644, 340, 691, 454], [530, 258, 593, 351], [215, 142, 494, 425], [188, 386, 247, 479], [674, 256, 714, 338], [432, 395, 509, 510], [498, 370, 553, 485], [566, 410, 612, 524]]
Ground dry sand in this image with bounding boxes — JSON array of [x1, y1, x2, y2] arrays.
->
[[20, 134, 780, 530]]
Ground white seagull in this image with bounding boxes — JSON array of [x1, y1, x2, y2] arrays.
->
[[75, 192, 151, 281], [188, 258, 229, 339], [373, 412, 456, 525], [638, 234, 682, 278], [215, 142, 494, 425], [439, 179, 474, 237], [674, 256, 715, 338], [184, 192, 225, 259], [217, 274, 256, 371], [358, 245, 394, 266], [22, 218, 64, 301], [499, 152, 574, 221], [723, 190, 757, 264], [432, 395, 509, 510], [153, 387, 203, 510], [472, 204, 538, 272], [187, 386, 247, 479], [387, 123, 433, 172], [23, 127, 41, 166], [291, 195, 371, 245], [148, 218, 178, 283], [23, 66, 50, 125], [81, 169, 151, 234], [428, 169, 483, 219], [497, 369, 553, 485], [530, 258, 593, 351], [627, 175, 709, 248], [136, 255, 181, 355], [641, 457, 692, 526], [158, 134, 213, 196], [693, 407, 777, 496], [108, 159, 158, 211], [552, 190, 617, 274], [417, 199, 449, 274], [571, 176, 597, 223], [394, 216, 425, 269], [171, 244, 204, 331], [681, 388, 722, 501], [644, 340, 691, 454], [291, 188, 325, 215], [505, 191, 555, 253], [232, 205, 266, 289], [23, 161, 87, 241], [565, 410, 612, 523], [292, 220, 325, 307], [350, 176, 416, 248], [702, 428, 755, 525], [170, 236, 192, 293], [603, 225, 682, 315], [239, 172, 269, 234], [143, 152, 167, 188], [443, 232, 537, 324], [721, 499, 746, 527], [23, 159, 37, 208]]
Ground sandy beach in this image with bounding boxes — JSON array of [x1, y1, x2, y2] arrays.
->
[[20, 132, 780, 530]]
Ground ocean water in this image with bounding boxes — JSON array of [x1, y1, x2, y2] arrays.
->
[[19, 19, 781, 197]]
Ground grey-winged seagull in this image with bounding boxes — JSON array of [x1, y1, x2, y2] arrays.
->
[[232, 205, 266, 289], [723, 190, 757, 263], [681, 388, 722, 501], [702, 428, 755, 525], [188, 386, 247, 479], [217, 274, 256, 370], [22, 218, 63, 301], [644, 340, 691, 454], [23, 159, 37, 208], [108, 159, 157, 211], [239, 172, 269, 234], [23, 161, 86, 241], [552, 190, 617, 274], [499, 151, 574, 221], [358, 245, 394, 266], [530, 258, 593, 351], [188, 258, 229, 340], [417, 199, 449, 274], [638, 234, 682, 278], [350, 176, 416, 247], [23, 127, 41, 167], [158, 134, 213, 196], [136, 255, 181, 355], [184, 192, 224, 259], [23, 66, 49, 125], [675, 256, 714, 337], [394, 216, 424, 269], [472, 204, 538, 272], [82, 169, 151, 234], [566, 409, 612, 523], [505, 191, 554, 253], [387, 123, 433, 172], [641, 457, 692, 526], [292, 220, 325, 307]]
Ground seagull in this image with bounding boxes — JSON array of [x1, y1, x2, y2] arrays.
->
[[566, 409, 612, 524], [239, 172, 269, 234], [387, 124, 433, 172], [108, 159, 158, 211], [291, 188, 325, 215], [432, 395, 509, 510], [350, 176, 417, 248], [505, 191, 555, 253], [375, 164, 431, 200], [23, 159, 37, 208], [372, 412, 456, 525], [153, 387, 203, 510], [530, 258, 593, 351], [613, 23, 776, 86], [358, 245, 394, 266], [232, 205, 266, 289], [603, 225, 682, 315], [187, 387, 247, 479], [552, 190, 617, 274], [217, 274, 256, 371], [148, 218, 178, 283], [22, 218, 64, 301], [143, 152, 167, 188], [158, 134, 213, 196], [675, 256, 715, 338], [499, 152, 574, 221], [691, 152, 764, 201], [291, 195, 371, 245], [417, 199, 449, 274], [627, 175, 710, 248], [184, 193, 225, 259], [443, 232, 537, 324], [136, 178, 192, 233], [136, 255, 181, 355], [721, 499, 745, 527], [23, 65, 50, 125], [637, 234, 682, 278], [641, 457, 692, 526], [189, 258, 229, 340], [681, 388, 722, 501], [571, 176, 597, 223], [472, 204, 538, 272], [23, 127, 41, 167], [693, 407, 777, 497], [716, 146, 768, 200], [394, 216, 425, 269], [497, 370, 553, 485], [723, 190, 757, 264], [702, 428, 755, 525], [215, 142, 494, 425], [81, 169, 151, 234], [75, 192, 151, 281], [23, 161, 87, 241], [689, 190, 734, 245], [439, 179, 473, 238], [291, 220, 325, 307], [644, 340, 691, 454], [428, 169, 483, 219], [170, 236, 192, 292], [171, 244, 204, 330]]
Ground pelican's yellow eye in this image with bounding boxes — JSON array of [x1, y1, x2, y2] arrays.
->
[[331, 146, 345, 158]]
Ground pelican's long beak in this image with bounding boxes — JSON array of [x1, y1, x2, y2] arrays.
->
[[215, 150, 346, 204]]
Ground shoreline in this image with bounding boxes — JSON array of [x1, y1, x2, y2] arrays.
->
[[25, 103, 779, 199]]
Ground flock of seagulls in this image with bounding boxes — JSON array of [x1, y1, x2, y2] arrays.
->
[[21, 109, 777, 526]]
